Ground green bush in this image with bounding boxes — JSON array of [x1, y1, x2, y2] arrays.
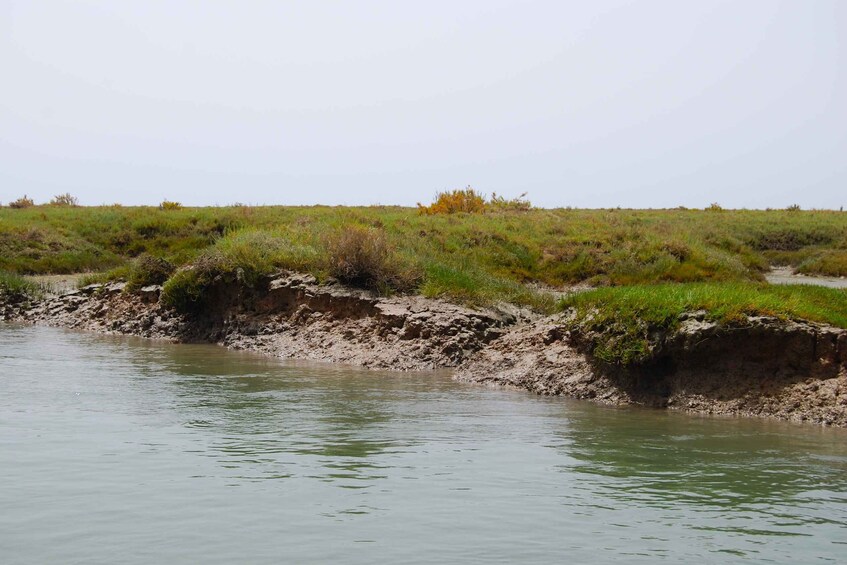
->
[[161, 229, 318, 312], [161, 264, 212, 312], [159, 200, 183, 211], [126, 255, 175, 292]]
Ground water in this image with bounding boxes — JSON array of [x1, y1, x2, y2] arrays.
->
[[765, 267, 847, 289], [1, 325, 846, 564]]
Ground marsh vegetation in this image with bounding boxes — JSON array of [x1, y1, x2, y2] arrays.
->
[[1, 196, 845, 316]]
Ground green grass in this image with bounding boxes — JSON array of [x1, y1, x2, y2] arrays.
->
[[2, 205, 847, 308], [560, 283, 847, 365], [0, 270, 43, 302], [796, 250, 847, 277], [161, 228, 321, 312]]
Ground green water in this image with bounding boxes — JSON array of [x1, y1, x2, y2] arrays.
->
[[1, 325, 846, 563]]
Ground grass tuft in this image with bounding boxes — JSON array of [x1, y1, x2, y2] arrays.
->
[[326, 226, 420, 292], [125, 255, 175, 292], [0, 270, 42, 302]]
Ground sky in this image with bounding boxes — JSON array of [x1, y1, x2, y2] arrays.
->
[[1, 0, 845, 209]]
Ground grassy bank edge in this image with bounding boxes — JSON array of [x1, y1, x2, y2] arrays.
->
[[559, 283, 847, 365]]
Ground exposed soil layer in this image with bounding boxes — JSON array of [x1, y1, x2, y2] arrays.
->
[[3, 273, 846, 426], [457, 313, 847, 426], [2, 274, 522, 371]]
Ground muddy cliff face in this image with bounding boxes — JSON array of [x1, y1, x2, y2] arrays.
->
[[3, 273, 846, 426], [457, 314, 847, 426], [650, 317, 847, 425], [2, 273, 517, 371]]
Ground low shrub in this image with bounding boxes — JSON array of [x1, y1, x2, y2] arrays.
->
[[748, 226, 836, 251], [488, 192, 532, 212], [418, 188, 486, 215], [326, 226, 419, 291], [50, 193, 79, 207], [705, 203, 724, 212], [159, 200, 183, 211], [161, 261, 218, 313], [126, 255, 175, 292], [797, 250, 847, 277], [8, 195, 35, 209]]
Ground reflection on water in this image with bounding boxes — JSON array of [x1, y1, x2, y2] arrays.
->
[[556, 407, 847, 551], [1, 324, 846, 564], [561, 408, 847, 509]]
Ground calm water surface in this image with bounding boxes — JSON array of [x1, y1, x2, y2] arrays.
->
[[1, 325, 846, 564]]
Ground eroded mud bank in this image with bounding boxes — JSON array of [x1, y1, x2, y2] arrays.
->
[[3, 273, 846, 426], [456, 312, 847, 426], [2, 274, 523, 370]]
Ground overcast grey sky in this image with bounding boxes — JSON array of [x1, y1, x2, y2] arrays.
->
[[1, 0, 844, 208]]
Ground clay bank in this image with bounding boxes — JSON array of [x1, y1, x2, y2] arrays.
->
[[2, 273, 846, 427]]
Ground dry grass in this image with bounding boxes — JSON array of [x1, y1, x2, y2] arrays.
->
[[7, 195, 35, 209], [49, 193, 79, 207], [326, 226, 419, 291]]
